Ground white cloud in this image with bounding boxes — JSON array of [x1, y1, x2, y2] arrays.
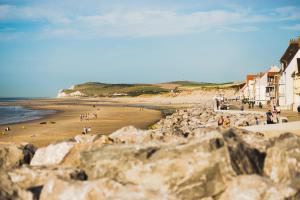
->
[[221, 26, 259, 32], [281, 24, 300, 31], [46, 9, 255, 38], [0, 5, 70, 24], [1, 3, 300, 39], [273, 6, 300, 20]]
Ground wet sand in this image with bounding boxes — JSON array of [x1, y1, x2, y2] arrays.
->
[[0, 99, 162, 147]]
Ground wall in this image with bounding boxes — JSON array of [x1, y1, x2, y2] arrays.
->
[[279, 49, 300, 111], [254, 74, 267, 104]]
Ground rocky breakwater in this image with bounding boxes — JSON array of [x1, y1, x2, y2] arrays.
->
[[1, 107, 300, 200]]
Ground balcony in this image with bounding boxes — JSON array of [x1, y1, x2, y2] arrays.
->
[[267, 80, 277, 87], [265, 91, 275, 98]]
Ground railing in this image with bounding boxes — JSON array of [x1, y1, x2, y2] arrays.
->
[[267, 81, 276, 87]]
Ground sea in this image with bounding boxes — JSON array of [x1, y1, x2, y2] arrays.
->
[[0, 98, 56, 125]]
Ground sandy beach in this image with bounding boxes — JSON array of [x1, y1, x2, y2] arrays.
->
[[2, 88, 299, 147], [0, 99, 162, 147]]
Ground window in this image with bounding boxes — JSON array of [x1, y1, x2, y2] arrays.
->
[[297, 58, 300, 73]]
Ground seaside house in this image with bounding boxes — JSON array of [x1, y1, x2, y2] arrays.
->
[[266, 66, 280, 105], [253, 72, 266, 105], [278, 37, 300, 111], [241, 74, 256, 100], [253, 66, 279, 105]]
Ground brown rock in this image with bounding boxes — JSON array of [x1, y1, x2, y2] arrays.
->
[[219, 175, 299, 200], [264, 133, 300, 187], [40, 177, 172, 200]]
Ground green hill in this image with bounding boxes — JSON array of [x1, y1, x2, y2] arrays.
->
[[59, 81, 245, 97], [61, 82, 169, 97]]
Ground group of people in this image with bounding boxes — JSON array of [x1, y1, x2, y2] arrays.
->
[[80, 113, 98, 121], [1, 126, 11, 135], [217, 116, 231, 127], [213, 95, 228, 110], [241, 99, 264, 110], [266, 106, 281, 124], [82, 127, 92, 134], [248, 100, 255, 109]]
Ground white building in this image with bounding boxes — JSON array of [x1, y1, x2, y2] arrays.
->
[[241, 75, 256, 100], [254, 66, 279, 105], [279, 37, 300, 111], [254, 72, 266, 104]]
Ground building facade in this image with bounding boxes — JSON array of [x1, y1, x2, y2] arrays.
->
[[279, 37, 300, 111], [253, 66, 279, 105]]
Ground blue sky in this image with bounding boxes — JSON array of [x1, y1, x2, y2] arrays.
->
[[0, 0, 300, 97]]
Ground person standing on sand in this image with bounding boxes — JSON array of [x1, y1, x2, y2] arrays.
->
[[255, 117, 259, 125], [266, 110, 273, 124], [218, 116, 224, 126], [224, 116, 231, 127], [240, 104, 244, 111], [272, 106, 279, 123]]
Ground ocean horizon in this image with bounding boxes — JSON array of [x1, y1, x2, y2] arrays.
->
[[0, 97, 50, 102]]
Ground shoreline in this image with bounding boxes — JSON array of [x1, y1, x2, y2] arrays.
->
[[0, 105, 60, 126], [0, 98, 164, 147]]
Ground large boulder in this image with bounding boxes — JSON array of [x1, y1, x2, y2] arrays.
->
[[8, 166, 88, 189], [109, 126, 153, 143], [74, 134, 99, 144], [69, 130, 265, 199], [0, 170, 33, 200], [264, 133, 300, 187], [222, 129, 266, 175], [30, 142, 74, 166], [40, 177, 170, 200], [219, 175, 299, 200], [0, 143, 36, 169]]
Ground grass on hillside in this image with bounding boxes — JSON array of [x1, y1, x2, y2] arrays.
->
[[61, 81, 245, 97], [62, 82, 169, 97]]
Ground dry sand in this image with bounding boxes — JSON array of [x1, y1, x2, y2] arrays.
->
[[0, 99, 161, 147]]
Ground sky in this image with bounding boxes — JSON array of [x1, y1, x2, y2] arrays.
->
[[0, 0, 300, 97]]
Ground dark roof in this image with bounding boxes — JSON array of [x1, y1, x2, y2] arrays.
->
[[280, 37, 300, 72]]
